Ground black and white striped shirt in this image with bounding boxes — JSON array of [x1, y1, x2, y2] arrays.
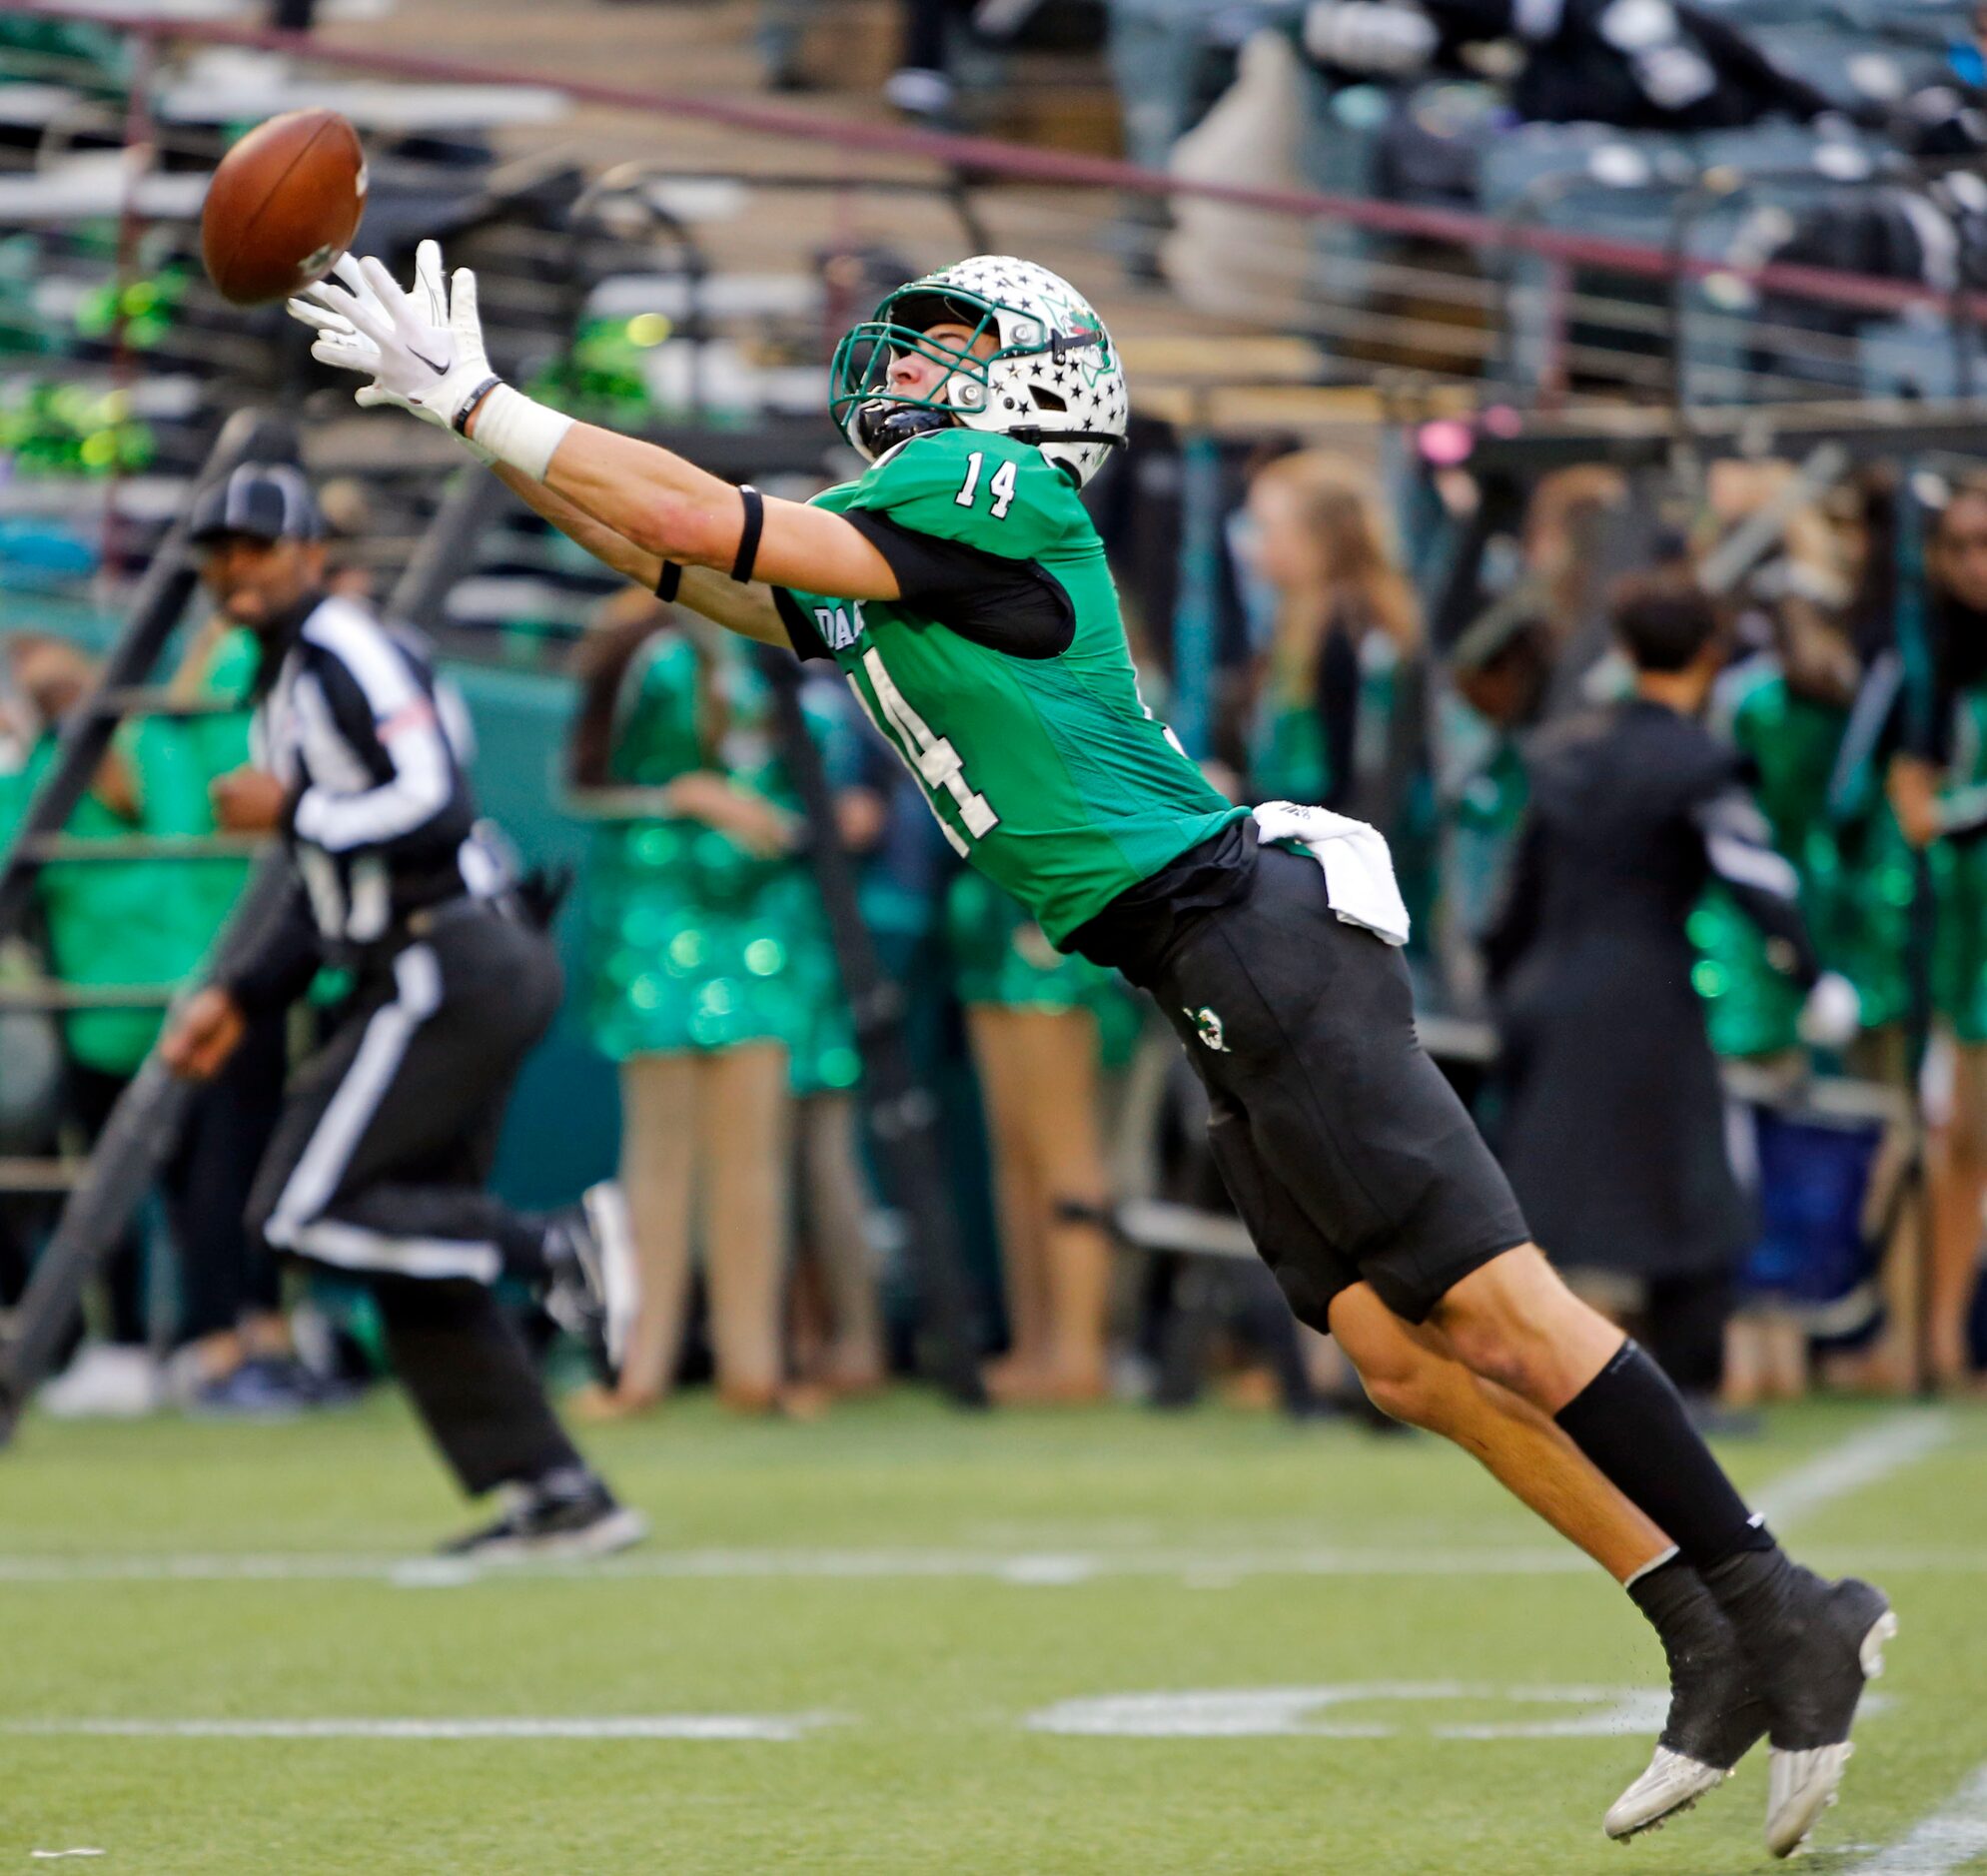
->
[[224, 594, 508, 1017]]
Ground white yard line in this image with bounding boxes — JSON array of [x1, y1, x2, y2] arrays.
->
[[0, 1545, 1588, 1585], [1846, 1764, 1987, 1875], [1752, 1409, 1954, 1531], [0, 1539, 1978, 1587], [0, 1407, 1957, 1588], [0, 1714, 834, 1742]]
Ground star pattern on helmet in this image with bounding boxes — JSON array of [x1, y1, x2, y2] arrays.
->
[[914, 255, 1125, 483]]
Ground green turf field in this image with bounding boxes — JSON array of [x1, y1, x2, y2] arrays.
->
[[1, 1393, 1982, 1874]]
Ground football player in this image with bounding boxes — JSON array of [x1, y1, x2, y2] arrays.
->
[[293, 243, 1891, 1853]]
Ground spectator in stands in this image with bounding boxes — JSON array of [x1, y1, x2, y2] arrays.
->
[[1236, 449, 1427, 832], [1436, 464, 1624, 979], [1877, 480, 1987, 1390], [567, 592, 828, 1416], [1486, 567, 1850, 1409], [159, 608, 320, 1412], [1695, 483, 1881, 1407], [1302, 0, 1831, 132], [5, 637, 223, 1415], [952, 868, 1132, 1405], [885, 0, 973, 122], [1105, 0, 1241, 172], [757, 1, 811, 91], [780, 671, 887, 1399]]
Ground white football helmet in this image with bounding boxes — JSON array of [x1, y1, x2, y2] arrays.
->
[[828, 255, 1129, 487]]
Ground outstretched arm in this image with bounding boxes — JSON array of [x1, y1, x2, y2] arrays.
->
[[492, 465, 791, 646], [499, 413, 897, 601], [294, 245, 902, 613]]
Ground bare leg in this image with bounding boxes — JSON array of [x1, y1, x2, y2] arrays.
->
[[797, 1092, 884, 1391], [697, 1042, 793, 1410], [1825, 1025, 1922, 1395], [1430, 1243, 1633, 1411], [587, 1053, 698, 1414], [968, 1007, 1052, 1388], [1329, 1282, 1667, 1581], [1005, 1007, 1112, 1398], [1929, 1040, 1987, 1387]]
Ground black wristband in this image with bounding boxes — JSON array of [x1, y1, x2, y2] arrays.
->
[[730, 483, 764, 584], [452, 375, 503, 436], [655, 561, 682, 602]]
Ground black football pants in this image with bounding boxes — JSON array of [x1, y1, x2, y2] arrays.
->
[[245, 904, 579, 1495]]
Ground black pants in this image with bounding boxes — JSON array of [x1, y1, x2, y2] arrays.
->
[[1138, 846, 1529, 1329], [64, 1013, 290, 1351], [246, 906, 578, 1494], [163, 1009, 288, 1342], [66, 1063, 151, 1347], [1645, 1270, 1733, 1398]]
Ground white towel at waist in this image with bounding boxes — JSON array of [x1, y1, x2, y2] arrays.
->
[[1251, 800, 1411, 947]]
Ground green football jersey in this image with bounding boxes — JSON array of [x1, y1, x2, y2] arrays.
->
[[780, 428, 1245, 946]]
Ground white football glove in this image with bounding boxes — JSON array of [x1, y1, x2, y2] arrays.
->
[[294, 241, 571, 480], [289, 242, 498, 465], [294, 241, 494, 433]]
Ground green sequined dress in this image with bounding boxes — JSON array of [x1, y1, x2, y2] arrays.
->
[[1693, 662, 1915, 1056], [1695, 665, 1839, 1057], [945, 867, 1143, 1070], [580, 631, 856, 1086]]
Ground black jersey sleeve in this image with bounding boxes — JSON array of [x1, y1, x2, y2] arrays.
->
[[840, 511, 1076, 659], [773, 588, 832, 663]]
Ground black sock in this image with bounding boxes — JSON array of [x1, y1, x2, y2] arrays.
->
[[1627, 1550, 1719, 1652], [1556, 1340, 1776, 1571]]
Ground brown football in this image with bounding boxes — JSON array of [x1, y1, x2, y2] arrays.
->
[[201, 108, 367, 307]]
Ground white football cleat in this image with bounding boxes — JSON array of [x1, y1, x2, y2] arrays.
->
[[1763, 1607, 1898, 1858], [1604, 1746, 1730, 1840]]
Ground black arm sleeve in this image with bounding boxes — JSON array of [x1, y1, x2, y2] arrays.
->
[[841, 512, 1075, 658], [214, 867, 325, 1016], [773, 588, 832, 663]]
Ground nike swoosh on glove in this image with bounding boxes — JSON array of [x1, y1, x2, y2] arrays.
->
[[297, 243, 497, 435], [289, 244, 497, 465]]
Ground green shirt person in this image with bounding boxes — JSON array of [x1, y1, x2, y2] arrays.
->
[[0, 638, 217, 1077]]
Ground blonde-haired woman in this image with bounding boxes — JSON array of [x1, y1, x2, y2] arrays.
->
[[1239, 450, 1425, 824]]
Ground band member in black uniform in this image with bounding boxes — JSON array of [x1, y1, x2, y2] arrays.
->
[[1487, 567, 1856, 1403]]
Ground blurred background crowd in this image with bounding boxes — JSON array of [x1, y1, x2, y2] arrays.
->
[[3, 0, 1986, 1433]]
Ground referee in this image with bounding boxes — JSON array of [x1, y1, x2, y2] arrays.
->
[[161, 463, 641, 1560]]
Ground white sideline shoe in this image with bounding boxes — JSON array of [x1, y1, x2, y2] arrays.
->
[[39, 1343, 160, 1418]]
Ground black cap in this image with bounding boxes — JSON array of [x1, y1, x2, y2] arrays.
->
[[187, 463, 324, 547]]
